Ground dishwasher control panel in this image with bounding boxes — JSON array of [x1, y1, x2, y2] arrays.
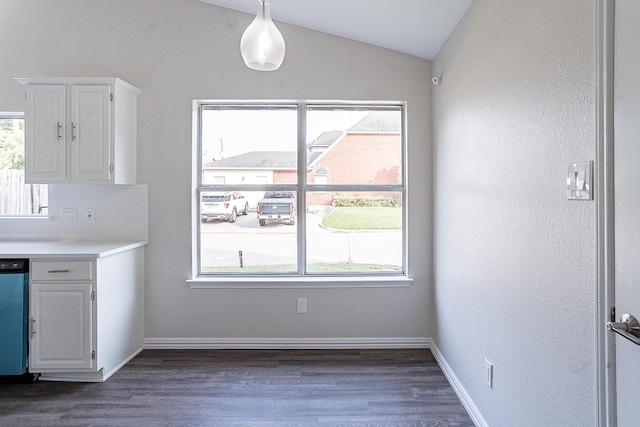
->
[[0, 259, 28, 273]]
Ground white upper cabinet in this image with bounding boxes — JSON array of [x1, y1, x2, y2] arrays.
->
[[16, 77, 141, 185], [71, 85, 111, 182], [24, 84, 66, 181]]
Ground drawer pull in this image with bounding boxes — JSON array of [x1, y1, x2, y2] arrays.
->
[[47, 269, 71, 273]]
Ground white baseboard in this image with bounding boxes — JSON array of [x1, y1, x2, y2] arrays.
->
[[144, 337, 431, 349], [102, 347, 143, 381], [38, 369, 107, 383], [37, 347, 144, 383], [430, 342, 489, 427]]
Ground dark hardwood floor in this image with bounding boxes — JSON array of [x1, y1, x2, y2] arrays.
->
[[0, 349, 474, 427]]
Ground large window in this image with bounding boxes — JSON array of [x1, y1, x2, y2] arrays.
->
[[0, 113, 47, 216], [194, 101, 406, 278]]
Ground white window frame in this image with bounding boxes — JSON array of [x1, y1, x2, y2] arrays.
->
[[189, 100, 412, 288], [314, 168, 329, 185]]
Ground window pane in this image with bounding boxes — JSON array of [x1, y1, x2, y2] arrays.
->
[[201, 107, 298, 186], [306, 108, 402, 186], [0, 116, 48, 215], [200, 190, 298, 273], [306, 191, 403, 273], [195, 101, 406, 278]]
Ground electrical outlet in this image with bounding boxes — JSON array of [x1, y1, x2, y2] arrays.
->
[[84, 208, 96, 224], [297, 298, 307, 314], [484, 358, 493, 389]]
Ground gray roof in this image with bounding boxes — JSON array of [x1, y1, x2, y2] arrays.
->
[[308, 151, 322, 164], [204, 151, 297, 169], [307, 130, 343, 148], [348, 111, 401, 132], [204, 151, 324, 169]]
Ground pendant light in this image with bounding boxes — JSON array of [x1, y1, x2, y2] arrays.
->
[[240, 0, 285, 71]]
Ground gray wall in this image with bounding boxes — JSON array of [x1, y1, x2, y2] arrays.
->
[[0, 0, 432, 343], [432, 0, 597, 425]]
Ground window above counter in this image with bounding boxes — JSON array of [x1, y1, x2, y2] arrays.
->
[[0, 112, 48, 217]]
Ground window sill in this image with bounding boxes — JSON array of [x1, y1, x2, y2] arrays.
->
[[187, 275, 413, 289]]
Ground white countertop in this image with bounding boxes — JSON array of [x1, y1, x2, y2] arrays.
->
[[0, 240, 147, 259]]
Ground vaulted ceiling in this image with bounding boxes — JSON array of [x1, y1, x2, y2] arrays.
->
[[197, 0, 473, 60]]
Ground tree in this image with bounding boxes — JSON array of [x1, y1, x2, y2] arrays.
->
[[0, 118, 25, 170]]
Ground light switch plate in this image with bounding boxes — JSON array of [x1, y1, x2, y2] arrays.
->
[[62, 208, 77, 223], [567, 161, 593, 200]]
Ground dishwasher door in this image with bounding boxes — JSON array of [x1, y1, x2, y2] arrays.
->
[[0, 259, 29, 376]]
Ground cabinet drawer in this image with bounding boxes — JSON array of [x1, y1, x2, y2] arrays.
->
[[31, 260, 93, 281]]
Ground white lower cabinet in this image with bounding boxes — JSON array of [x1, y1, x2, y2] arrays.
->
[[30, 281, 94, 371], [29, 248, 144, 382]]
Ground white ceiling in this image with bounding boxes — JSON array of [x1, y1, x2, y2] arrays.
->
[[197, 0, 473, 60]]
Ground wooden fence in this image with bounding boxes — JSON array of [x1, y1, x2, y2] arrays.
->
[[0, 169, 48, 215]]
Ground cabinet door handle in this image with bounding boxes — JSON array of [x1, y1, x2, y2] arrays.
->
[[71, 122, 77, 141], [56, 122, 62, 140], [30, 318, 36, 338], [608, 314, 640, 346], [47, 269, 70, 273]]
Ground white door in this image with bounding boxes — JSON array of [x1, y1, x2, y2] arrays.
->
[[613, 1, 640, 425], [25, 84, 66, 182], [30, 282, 94, 371], [71, 85, 111, 182]]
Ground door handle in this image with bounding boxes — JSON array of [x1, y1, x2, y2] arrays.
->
[[607, 313, 640, 346]]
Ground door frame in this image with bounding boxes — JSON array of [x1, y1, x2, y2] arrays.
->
[[595, 0, 616, 425]]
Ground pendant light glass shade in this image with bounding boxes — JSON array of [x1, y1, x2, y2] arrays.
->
[[240, 0, 285, 71]]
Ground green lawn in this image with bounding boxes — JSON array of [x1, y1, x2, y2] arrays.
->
[[321, 207, 402, 230]]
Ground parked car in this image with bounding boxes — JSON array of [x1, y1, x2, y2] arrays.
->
[[201, 191, 249, 223], [256, 191, 296, 226]]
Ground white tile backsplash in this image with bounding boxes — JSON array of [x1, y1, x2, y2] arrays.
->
[[0, 185, 148, 242]]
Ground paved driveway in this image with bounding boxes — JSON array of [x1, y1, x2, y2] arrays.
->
[[199, 213, 402, 269]]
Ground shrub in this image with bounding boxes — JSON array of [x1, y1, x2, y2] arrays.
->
[[332, 195, 399, 208]]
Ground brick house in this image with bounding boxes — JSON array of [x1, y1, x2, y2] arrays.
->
[[202, 111, 401, 207]]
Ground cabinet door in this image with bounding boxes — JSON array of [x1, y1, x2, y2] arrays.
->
[[30, 282, 94, 371], [71, 85, 111, 182], [25, 85, 66, 182]]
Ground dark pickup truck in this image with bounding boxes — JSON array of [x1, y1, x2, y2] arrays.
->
[[256, 191, 296, 226]]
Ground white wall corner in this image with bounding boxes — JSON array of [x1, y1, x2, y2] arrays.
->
[[430, 342, 489, 427]]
